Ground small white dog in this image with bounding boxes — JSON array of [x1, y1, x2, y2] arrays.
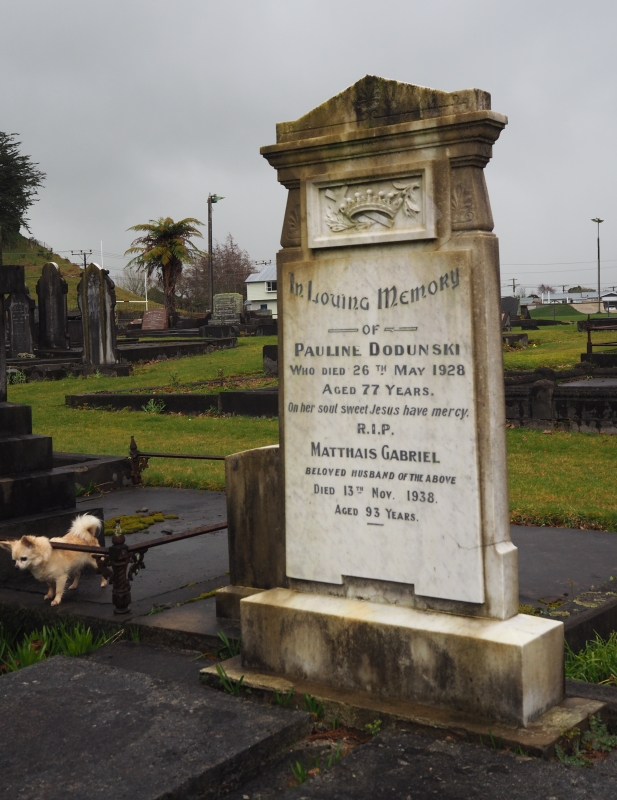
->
[[0, 514, 108, 606]]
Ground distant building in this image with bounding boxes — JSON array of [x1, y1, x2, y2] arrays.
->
[[514, 291, 617, 310], [245, 263, 277, 318]]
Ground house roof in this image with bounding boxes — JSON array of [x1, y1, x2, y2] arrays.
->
[[246, 263, 277, 283]]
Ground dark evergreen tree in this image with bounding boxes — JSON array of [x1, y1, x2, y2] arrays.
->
[[0, 133, 46, 254]]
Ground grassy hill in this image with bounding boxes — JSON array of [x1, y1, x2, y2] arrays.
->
[[1, 233, 157, 310]]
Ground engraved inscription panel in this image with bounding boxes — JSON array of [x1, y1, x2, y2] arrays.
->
[[283, 250, 483, 603], [307, 171, 436, 249]]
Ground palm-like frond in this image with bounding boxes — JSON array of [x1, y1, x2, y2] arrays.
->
[[124, 216, 205, 313]]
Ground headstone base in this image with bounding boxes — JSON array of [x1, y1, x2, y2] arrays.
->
[[240, 588, 564, 727]]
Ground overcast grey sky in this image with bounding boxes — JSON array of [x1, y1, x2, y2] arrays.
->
[[2, 0, 616, 293]]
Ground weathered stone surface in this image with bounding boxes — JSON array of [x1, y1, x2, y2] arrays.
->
[[0, 402, 32, 436], [0, 265, 27, 294], [218, 389, 278, 417], [7, 290, 35, 356], [36, 262, 69, 350], [225, 445, 285, 590], [263, 343, 278, 374], [264, 76, 514, 619], [241, 588, 564, 726], [0, 268, 26, 402], [77, 263, 118, 365], [210, 293, 243, 325], [0, 467, 75, 520], [215, 584, 263, 620], [0, 434, 53, 476], [0, 656, 311, 800], [248, 75, 563, 726]]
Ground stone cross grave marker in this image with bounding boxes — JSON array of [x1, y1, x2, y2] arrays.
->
[[77, 263, 118, 366], [142, 309, 169, 330], [240, 76, 564, 727], [7, 290, 35, 357], [36, 262, 69, 350]]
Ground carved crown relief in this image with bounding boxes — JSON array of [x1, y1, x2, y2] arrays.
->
[[324, 181, 421, 233], [307, 172, 435, 249]]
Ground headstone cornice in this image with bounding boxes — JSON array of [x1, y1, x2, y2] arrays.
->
[[261, 111, 507, 178]]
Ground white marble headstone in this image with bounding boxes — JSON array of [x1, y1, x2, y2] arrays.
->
[[284, 249, 484, 603]]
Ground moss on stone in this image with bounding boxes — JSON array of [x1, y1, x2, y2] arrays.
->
[[103, 512, 178, 535]]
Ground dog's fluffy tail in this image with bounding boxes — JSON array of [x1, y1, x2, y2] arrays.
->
[[68, 513, 103, 543]]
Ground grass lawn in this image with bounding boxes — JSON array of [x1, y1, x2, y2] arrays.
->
[[7, 337, 279, 492], [508, 428, 617, 531], [6, 334, 617, 529], [503, 319, 617, 370]]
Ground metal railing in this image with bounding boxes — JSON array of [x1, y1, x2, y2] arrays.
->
[[577, 318, 617, 355], [51, 520, 228, 615], [129, 436, 226, 485]]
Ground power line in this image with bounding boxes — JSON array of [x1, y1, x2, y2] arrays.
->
[[502, 259, 617, 266], [71, 250, 93, 270]]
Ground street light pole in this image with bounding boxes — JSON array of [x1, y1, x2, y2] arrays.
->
[[592, 217, 604, 314], [207, 193, 224, 314]]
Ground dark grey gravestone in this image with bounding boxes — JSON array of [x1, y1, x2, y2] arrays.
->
[[36, 262, 69, 349], [501, 296, 519, 317], [0, 266, 28, 401], [7, 290, 35, 356], [0, 656, 311, 800], [77, 262, 118, 365]]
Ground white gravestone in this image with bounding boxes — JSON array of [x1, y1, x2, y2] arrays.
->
[[240, 77, 564, 727], [284, 251, 482, 602]]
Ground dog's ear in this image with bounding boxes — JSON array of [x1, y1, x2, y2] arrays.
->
[[0, 540, 14, 551], [20, 536, 35, 548]]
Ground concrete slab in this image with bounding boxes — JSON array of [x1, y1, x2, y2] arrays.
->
[[81, 640, 216, 686], [0, 656, 311, 800], [511, 525, 617, 605]]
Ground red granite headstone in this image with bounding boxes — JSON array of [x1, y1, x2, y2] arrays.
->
[[141, 309, 169, 330]]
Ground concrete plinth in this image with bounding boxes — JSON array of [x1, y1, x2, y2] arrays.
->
[[241, 588, 564, 727]]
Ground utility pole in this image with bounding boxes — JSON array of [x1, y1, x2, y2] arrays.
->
[[207, 194, 224, 313], [510, 278, 518, 294], [592, 218, 604, 314], [71, 250, 93, 270]]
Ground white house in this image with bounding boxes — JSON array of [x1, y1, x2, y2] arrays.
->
[[245, 263, 278, 318]]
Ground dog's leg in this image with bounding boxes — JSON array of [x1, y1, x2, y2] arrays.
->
[[51, 575, 69, 606], [44, 583, 54, 601], [91, 554, 109, 587], [68, 570, 81, 590]]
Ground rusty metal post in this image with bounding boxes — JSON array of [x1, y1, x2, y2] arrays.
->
[[109, 522, 131, 614], [129, 435, 149, 485]]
